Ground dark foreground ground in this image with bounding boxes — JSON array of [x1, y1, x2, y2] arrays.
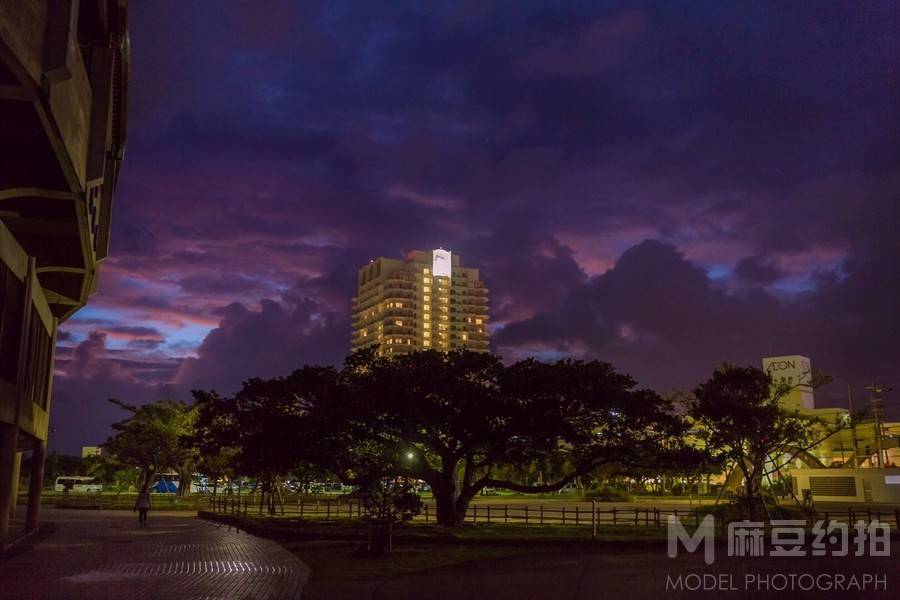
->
[[301, 540, 897, 600], [363, 547, 897, 600], [1, 509, 896, 600], [0, 508, 308, 599]]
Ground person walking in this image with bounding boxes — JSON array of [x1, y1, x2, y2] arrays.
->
[[134, 487, 152, 527]]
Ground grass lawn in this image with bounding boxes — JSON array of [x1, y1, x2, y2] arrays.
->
[[200, 508, 721, 589], [206, 512, 671, 541], [199, 512, 680, 583], [39, 489, 725, 517], [39, 492, 209, 511], [274, 521, 669, 582]]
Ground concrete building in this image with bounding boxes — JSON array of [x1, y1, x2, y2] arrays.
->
[[0, 1, 129, 539], [761, 355, 900, 503], [792, 467, 900, 504], [762, 355, 899, 469], [81, 446, 103, 459], [351, 249, 489, 355], [762, 355, 816, 411]]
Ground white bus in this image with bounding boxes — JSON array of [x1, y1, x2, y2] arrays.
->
[[54, 476, 103, 493]]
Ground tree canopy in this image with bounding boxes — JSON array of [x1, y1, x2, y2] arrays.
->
[[103, 399, 197, 493], [194, 349, 704, 525], [690, 364, 839, 515]]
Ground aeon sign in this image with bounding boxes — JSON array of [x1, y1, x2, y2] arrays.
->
[[762, 355, 812, 388]]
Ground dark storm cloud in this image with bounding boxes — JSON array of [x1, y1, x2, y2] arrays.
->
[[48, 1, 900, 451], [496, 235, 900, 415], [734, 256, 782, 285], [51, 333, 180, 451], [467, 231, 588, 323], [105, 325, 165, 338], [175, 297, 348, 392]]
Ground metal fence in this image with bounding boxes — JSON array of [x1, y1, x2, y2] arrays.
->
[[207, 496, 900, 531]]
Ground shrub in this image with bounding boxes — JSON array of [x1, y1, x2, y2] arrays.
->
[[353, 477, 423, 555]]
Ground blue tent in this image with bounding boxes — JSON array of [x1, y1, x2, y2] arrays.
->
[[153, 478, 177, 493]]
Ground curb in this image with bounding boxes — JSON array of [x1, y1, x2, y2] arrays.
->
[[0, 522, 56, 558]]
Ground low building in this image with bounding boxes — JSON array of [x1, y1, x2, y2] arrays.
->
[[792, 467, 900, 504], [762, 355, 900, 503], [81, 446, 103, 459]]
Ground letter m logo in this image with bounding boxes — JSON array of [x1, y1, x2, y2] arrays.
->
[[668, 515, 715, 565]]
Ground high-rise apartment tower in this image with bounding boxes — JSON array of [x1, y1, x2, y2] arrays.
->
[[351, 249, 489, 354]]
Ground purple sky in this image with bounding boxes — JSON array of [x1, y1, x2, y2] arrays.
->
[[50, 1, 900, 453]]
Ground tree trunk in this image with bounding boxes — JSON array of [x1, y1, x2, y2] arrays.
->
[[740, 459, 766, 519], [432, 462, 480, 526], [141, 466, 156, 492], [432, 470, 463, 526], [177, 472, 193, 497]]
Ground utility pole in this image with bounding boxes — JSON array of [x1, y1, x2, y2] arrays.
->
[[864, 384, 892, 468], [848, 385, 860, 469]]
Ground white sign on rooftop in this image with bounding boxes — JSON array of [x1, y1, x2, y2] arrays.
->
[[432, 248, 451, 277]]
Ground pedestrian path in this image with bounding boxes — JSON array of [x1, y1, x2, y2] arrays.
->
[[0, 515, 26, 550], [0, 508, 308, 599]]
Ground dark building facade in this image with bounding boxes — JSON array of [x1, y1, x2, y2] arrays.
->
[[0, 0, 129, 539]]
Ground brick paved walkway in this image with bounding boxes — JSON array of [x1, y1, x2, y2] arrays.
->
[[0, 514, 26, 549], [0, 508, 308, 599]]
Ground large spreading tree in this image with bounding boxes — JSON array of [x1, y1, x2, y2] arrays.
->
[[192, 349, 704, 526], [314, 349, 699, 525]]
